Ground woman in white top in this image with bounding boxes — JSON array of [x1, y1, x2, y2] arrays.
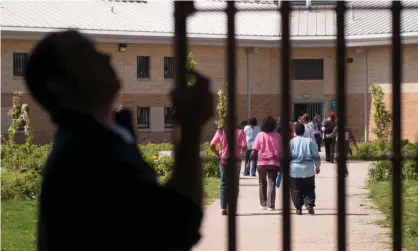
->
[[243, 117, 261, 176], [300, 113, 315, 140]]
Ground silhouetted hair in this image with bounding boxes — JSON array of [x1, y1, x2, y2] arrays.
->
[[248, 117, 257, 126], [295, 123, 305, 136], [261, 116, 277, 133], [24, 30, 94, 122]]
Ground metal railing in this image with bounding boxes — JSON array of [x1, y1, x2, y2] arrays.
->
[[173, 1, 416, 250]]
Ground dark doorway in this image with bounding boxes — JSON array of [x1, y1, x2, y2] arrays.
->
[[293, 103, 323, 122]]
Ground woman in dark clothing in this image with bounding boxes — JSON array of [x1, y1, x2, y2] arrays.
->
[[323, 113, 336, 162], [326, 124, 359, 176]]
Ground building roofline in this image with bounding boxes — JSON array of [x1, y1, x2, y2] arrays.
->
[[1, 27, 417, 48]]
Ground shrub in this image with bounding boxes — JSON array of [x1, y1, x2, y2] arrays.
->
[[362, 141, 418, 181], [1, 142, 220, 201], [1, 171, 41, 200]]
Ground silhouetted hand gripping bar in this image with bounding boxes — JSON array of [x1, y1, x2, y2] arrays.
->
[[170, 70, 214, 208]]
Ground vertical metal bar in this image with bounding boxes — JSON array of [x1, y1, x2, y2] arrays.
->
[[279, 2, 291, 251], [335, 2, 347, 251], [172, 1, 195, 140], [174, 1, 189, 90], [391, 2, 403, 251], [226, 2, 237, 251]]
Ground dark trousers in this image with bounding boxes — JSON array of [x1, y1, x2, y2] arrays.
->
[[314, 133, 322, 152], [289, 176, 316, 209], [244, 150, 257, 176], [324, 137, 335, 162], [219, 163, 240, 210], [258, 165, 280, 208]]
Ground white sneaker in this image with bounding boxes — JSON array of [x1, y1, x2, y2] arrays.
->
[[260, 206, 268, 210]]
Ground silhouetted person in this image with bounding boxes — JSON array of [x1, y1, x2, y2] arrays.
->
[[25, 30, 213, 251]]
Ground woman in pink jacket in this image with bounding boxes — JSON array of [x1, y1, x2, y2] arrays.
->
[[247, 116, 283, 211], [210, 116, 247, 215]]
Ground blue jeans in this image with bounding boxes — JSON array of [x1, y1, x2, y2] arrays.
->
[[244, 150, 257, 176], [219, 163, 241, 210], [314, 133, 322, 152]]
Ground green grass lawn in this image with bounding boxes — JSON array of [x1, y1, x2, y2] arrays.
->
[[1, 201, 37, 251], [1, 177, 220, 251], [368, 180, 418, 251]]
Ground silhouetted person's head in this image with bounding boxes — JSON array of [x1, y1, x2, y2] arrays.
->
[[261, 116, 277, 133], [24, 30, 120, 124], [248, 117, 257, 126], [295, 123, 305, 136]]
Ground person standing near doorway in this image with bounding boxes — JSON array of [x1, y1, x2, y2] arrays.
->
[[313, 114, 322, 152], [323, 113, 336, 162], [247, 116, 282, 211], [244, 117, 261, 176], [289, 123, 321, 215]]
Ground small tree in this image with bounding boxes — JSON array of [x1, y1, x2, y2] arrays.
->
[[370, 83, 392, 149], [6, 91, 34, 147], [215, 89, 228, 128]]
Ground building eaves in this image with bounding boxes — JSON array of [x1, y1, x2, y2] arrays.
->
[[1, 0, 418, 46]]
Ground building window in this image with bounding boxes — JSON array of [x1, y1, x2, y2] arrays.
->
[[13, 53, 29, 77], [164, 107, 175, 128], [291, 59, 324, 80], [137, 107, 150, 128], [137, 56, 150, 78], [164, 57, 174, 79]]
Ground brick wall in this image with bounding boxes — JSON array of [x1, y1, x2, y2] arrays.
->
[[1, 39, 417, 144]]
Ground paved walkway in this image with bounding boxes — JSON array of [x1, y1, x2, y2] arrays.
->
[[193, 160, 391, 251]]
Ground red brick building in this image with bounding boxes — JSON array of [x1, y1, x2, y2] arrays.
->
[[1, 1, 418, 144]]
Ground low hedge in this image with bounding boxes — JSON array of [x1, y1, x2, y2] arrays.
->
[[351, 141, 418, 181], [1, 142, 220, 201]]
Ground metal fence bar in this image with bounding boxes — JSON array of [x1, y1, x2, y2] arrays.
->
[[391, 2, 403, 251], [173, 1, 190, 90], [226, 2, 238, 251], [195, 5, 418, 13], [279, 2, 292, 251], [335, 2, 347, 251]]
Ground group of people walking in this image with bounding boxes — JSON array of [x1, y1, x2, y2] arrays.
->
[[210, 113, 327, 216]]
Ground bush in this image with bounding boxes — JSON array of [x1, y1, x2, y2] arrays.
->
[[360, 141, 418, 181], [1, 142, 220, 201], [1, 171, 41, 200]]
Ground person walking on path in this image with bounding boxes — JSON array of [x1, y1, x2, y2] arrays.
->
[[313, 114, 322, 152], [210, 116, 247, 215], [243, 117, 261, 176], [323, 113, 337, 162], [247, 116, 282, 211], [289, 123, 321, 215], [300, 113, 315, 140], [325, 124, 359, 177]]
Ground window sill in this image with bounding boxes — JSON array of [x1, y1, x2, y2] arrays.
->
[[137, 128, 151, 133], [137, 77, 151, 81], [164, 127, 173, 132]]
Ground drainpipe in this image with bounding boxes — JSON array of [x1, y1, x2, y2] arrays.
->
[[364, 48, 369, 142], [246, 48, 252, 118]]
